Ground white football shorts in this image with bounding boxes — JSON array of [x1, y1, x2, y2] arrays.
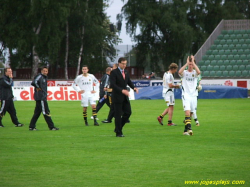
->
[[163, 90, 175, 106], [181, 94, 197, 112], [81, 93, 96, 107]]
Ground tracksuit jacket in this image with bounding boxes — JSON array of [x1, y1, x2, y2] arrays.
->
[[0, 75, 14, 100], [31, 73, 48, 101]]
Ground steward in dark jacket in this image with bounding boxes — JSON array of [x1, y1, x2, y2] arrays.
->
[[0, 68, 24, 127], [96, 67, 112, 114], [31, 73, 48, 101], [29, 67, 59, 131], [0, 74, 13, 100]]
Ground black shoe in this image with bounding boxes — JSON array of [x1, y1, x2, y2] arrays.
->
[[94, 121, 99, 126], [0, 125, 5, 127], [50, 127, 59, 130], [116, 134, 125, 137], [102, 120, 112, 123], [85, 122, 89, 126], [29, 128, 38, 131], [15, 123, 24, 127]]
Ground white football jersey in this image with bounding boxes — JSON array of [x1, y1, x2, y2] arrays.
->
[[180, 70, 198, 96], [162, 71, 175, 94], [73, 73, 99, 95]]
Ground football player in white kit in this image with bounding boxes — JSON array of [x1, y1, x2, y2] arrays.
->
[[73, 65, 100, 126], [179, 56, 200, 135], [191, 73, 202, 126], [182, 63, 202, 127], [157, 63, 180, 126]]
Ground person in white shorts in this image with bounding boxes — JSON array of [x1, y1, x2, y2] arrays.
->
[[179, 55, 200, 136], [191, 73, 202, 126], [157, 63, 180, 126], [73, 65, 100, 126], [182, 63, 202, 127]]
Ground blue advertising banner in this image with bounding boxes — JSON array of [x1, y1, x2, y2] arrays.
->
[[135, 85, 248, 99], [150, 81, 163, 87], [132, 80, 150, 87]]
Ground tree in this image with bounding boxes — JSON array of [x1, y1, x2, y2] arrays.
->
[[121, 0, 250, 74], [0, 0, 119, 79], [67, 0, 118, 76], [54, 0, 118, 78], [122, 0, 193, 74], [31, 0, 70, 78], [187, 0, 249, 54], [0, 0, 33, 68], [64, 20, 69, 79]]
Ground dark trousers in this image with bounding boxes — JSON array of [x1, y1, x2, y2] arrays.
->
[[107, 102, 115, 121], [96, 95, 110, 113], [0, 100, 20, 126], [113, 98, 131, 136], [29, 100, 55, 129]]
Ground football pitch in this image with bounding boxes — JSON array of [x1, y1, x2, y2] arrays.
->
[[0, 99, 249, 187]]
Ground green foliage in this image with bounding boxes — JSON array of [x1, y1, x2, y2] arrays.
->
[[0, 0, 118, 77], [122, 0, 195, 73], [122, 0, 250, 74], [1, 0, 249, 76], [0, 62, 4, 68], [187, 0, 249, 54], [0, 99, 249, 186]]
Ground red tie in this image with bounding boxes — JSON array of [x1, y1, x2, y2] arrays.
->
[[122, 70, 125, 79]]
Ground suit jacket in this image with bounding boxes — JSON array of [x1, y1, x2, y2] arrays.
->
[[110, 68, 135, 103]]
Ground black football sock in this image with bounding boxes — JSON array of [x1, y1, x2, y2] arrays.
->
[[92, 108, 97, 122], [83, 112, 87, 123], [184, 116, 191, 132]]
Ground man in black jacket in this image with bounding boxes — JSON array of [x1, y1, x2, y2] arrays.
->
[[0, 68, 24, 127], [95, 67, 112, 114], [102, 64, 117, 123], [29, 67, 59, 131], [110, 57, 138, 137]]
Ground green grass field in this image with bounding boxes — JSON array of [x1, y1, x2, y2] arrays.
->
[[0, 99, 249, 187]]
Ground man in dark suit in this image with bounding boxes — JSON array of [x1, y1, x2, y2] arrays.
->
[[110, 57, 138, 137]]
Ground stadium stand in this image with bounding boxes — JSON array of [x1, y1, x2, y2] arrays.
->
[[198, 29, 250, 78], [194, 20, 250, 79]]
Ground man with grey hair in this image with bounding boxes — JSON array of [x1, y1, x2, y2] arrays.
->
[[0, 68, 24, 128]]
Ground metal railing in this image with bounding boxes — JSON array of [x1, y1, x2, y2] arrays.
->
[[224, 19, 250, 30], [195, 19, 250, 64]]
